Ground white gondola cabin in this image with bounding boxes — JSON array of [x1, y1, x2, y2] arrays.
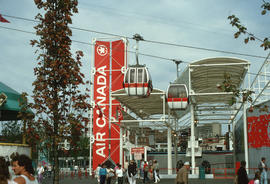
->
[[123, 65, 153, 96], [166, 84, 188, 110]]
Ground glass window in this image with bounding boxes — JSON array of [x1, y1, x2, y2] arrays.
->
[[138, 68, 143, 83], [168, 86, 177, 98], [130, 69, 135, 83], [125, 70, 130, 83], [144, 68, 148, 83], [178, 85, 187, 98], [168, 85, 187, 98]]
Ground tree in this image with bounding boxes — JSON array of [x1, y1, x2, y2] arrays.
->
[[30, 0, 91, 183], [228, 1, 270, 50], [225, 1, 270, 106]]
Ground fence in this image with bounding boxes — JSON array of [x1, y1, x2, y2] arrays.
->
[[58, 167, 269, 180]]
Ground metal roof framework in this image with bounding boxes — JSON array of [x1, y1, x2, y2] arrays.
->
[[111, 57, 250, 131], [174, 57, 250, 125], [110, 57, 250, 131], [111, 88, 174, 129]]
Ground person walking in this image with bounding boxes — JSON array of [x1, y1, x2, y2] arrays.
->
[[106, 165, 114, 184], [99, 164, 107, 184], [36, 163, 44, 184], [0, 156, 15, 184], [176, 161, 190, 184], [152, 160, 160, 183], [140, 159, 144, 180], [95, 164, 101, 183], [115, 164, 124, 184], [11, 154, 38, 184], [237, 160, 249, 184], [143, 161, 149, 183], [258, 157, 268, 184], [128, 160, 137, 184]]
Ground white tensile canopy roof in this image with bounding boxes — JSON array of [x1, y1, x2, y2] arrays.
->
[[112, 88, 169, 120], [175, 57, 250, 123], [112, 57, 250, 126]]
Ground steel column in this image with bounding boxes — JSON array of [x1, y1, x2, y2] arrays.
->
[[167, 109, 172, 175], [190, 105, 196, 174]]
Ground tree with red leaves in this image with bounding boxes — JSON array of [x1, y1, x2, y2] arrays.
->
[[30, 0, 91, 183]]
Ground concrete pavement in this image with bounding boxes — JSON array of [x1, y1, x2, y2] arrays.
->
[[42, 176, 234, 184]]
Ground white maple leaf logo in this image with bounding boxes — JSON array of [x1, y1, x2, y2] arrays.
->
[[97, 45, 108, 56]]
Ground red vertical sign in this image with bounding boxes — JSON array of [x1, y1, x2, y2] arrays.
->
[[93, 41, 110, 169], [93, 40, 126, 169], [110, 40, 126, 165]]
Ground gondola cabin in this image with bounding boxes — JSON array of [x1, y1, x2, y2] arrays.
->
[[123, 65, 153, 96], [166, 84, 188, 110]]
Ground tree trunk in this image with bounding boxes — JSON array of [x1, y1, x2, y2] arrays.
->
[[53, 135, 60, 184]]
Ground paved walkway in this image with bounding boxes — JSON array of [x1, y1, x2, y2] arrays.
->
[[42, 176, 234, 184]]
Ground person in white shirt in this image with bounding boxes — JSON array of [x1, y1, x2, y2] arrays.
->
[[254, 171, 261, 184], [11, 154, 38, 184], [258, 157, 268, 184], [36, 163, 44, 183], [74, 165, 78, 176], [115, 164, 124, 184]]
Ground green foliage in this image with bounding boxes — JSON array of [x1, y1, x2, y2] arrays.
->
[[0, 121, 22, 143], [70, 136, 89, 158], [261, 1, 270, 15], [228, 1, 270, 50]]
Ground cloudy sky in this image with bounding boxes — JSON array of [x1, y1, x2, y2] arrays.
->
[[0, 0, 269, 96]]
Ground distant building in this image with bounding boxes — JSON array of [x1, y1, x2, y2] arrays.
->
[[196, 123, 221, 138], [235, 100, 270, 172]]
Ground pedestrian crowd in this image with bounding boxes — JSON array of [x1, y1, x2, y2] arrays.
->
[[174, 156, 269, 184], [94, 159, 161, 184], [235, 157, 268, 184], [2, 154, 267, 184]]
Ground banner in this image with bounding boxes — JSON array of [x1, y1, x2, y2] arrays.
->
[[93, 39, 126, 169], [93, 41, 110, 169], [110, 40, 126, 165]]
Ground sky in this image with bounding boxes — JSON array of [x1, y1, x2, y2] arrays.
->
[[0, 0, 269, 96]]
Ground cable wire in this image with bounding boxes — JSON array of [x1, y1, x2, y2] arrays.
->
[[1, 24, 269, 69], [0, 25, 184, 63], [2, 14, 268, 60]]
